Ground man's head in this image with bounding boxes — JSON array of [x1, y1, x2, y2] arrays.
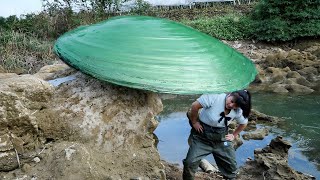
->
[[227, 90, 252, 118]]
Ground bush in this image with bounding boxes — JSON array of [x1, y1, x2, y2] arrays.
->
[[182, 14, 253, 40], [250, 0, 320, 41]]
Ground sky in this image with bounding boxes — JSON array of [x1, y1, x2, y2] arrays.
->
[[0, 0, 230, 18], [0, 0, 43, 18]]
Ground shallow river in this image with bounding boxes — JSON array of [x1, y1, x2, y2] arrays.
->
[[154, 93, 320, 179]]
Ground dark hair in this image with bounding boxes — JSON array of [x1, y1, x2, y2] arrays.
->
[[230, 90, 251, 118]]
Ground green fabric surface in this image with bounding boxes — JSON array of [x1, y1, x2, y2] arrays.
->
[[54, 16, 257, 94]]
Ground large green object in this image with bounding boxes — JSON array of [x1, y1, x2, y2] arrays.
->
[[54, 16, 257, 94]]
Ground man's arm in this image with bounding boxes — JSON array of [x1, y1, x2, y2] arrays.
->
[[190, 101, 203, 133]]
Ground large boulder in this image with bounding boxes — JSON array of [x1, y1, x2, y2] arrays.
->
[[0, 65, 165, 179]]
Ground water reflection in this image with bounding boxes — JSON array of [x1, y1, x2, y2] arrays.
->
[[252, 93, 320, 172], [154, 93, 320, 179]]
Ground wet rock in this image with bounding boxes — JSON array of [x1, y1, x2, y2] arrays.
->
[[238, 136, 314, 180], [269, 136, 292, 154], [296, 77, 312, 87], [242, 128, 269, 140], [253, 66, 267, 83], [283, 78, 297, 85], [271, 84, 289, 93], [298, 67, 319, 78], [245, 120, 257, 131], [266, 67, 286, 83], [285, 84, 314, 94], [233, 135, 243, 149], [312, 80, 320, 91], [249, 109, 282, 124]]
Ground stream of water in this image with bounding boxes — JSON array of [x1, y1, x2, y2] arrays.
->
[[154, 93, 320, 179]]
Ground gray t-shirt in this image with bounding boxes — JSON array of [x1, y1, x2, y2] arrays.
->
[[197, 93, 248, 128]]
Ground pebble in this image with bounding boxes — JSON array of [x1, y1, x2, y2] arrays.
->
[[33, 157, 40, 163]]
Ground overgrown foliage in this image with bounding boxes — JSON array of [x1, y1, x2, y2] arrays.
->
[[182, 14, 253, 40], [250, 0, 320, 41]]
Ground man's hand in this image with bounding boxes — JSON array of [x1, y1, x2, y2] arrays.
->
[[225, 134, 235, 141], [226, 124, 247, 141], [192, 121, 203, 133]]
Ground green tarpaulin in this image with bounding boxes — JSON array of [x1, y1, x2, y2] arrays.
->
[[54, 16, 257, 94]]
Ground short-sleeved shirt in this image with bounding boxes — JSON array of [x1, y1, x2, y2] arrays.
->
[[197, 93, 248, 128]]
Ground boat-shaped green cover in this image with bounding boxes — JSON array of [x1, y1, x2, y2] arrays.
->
[[54, 16, 257, 94]]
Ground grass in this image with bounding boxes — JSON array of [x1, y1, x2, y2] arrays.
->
[[0, 30, 57, 74]]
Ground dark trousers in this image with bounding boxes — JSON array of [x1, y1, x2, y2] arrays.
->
[[183, 128, 237, 180]]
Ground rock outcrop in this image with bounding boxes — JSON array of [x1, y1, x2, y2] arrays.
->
[[226, 41, 320, 94], [242, 127, 269, 140], [238, 136, 315, 179], [0, 65, 165, 179]]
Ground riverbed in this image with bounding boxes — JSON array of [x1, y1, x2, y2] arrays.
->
[[154, 93, 320, 178]]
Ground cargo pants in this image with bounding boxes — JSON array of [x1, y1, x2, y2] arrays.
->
[[183, 122, 237, 180]]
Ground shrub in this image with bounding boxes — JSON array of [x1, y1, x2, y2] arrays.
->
[[182, 14, 253, 40], [250, 0, 320, 41]]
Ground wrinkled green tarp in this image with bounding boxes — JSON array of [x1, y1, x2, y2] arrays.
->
[[54, 16, 257, 94]]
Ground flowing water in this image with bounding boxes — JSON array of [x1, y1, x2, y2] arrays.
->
[[154, 93, 320, 179]]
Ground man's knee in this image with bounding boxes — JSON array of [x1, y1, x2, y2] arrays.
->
[[184, 157, 200, 167]]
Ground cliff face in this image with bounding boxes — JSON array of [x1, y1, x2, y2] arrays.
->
[[0, 66, 165, 179]]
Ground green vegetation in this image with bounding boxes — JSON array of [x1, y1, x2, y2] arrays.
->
[[182, 14, 253, 40], [250, 0, 320, 41], [0, 30, 55, 73]]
